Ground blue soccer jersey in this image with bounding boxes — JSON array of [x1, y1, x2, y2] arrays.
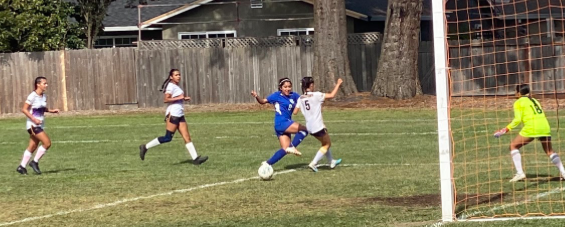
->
[[267, 91, 300, 124]]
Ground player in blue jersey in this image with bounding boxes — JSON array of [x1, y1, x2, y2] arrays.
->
[[251, 77, 309, 168]]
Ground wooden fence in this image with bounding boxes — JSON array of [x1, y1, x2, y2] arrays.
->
[[449, 40, 565, 96], [1, 33, 400, 113], [0, 48, 137, 114]]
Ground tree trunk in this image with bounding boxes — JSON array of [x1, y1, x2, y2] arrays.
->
[[85, 14, 93, 49], [313, 0, 357, 98], [371, 0, 423, 99]]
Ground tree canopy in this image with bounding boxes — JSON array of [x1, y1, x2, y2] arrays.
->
[[0, 0, 85, 52]]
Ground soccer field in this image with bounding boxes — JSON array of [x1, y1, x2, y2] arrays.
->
[[1, 108, 565, 227]]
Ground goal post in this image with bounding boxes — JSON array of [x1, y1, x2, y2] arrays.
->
[[432, 0, 455, 223], [434, 0, 565, 223]]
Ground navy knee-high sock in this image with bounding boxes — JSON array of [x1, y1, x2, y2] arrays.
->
[[291, 130, 308, 147], [267, 149, 286, 165]]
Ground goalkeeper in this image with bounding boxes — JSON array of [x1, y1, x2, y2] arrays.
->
[[494, 84, 565, 182]]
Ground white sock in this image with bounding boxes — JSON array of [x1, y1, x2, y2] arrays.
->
[[550, 153, 565, 175], [311, 151, 325, 166], [146, 138, 160, 149], [325, 149, 333, 162], [511, 149, 524, 174], [33, 146, 47, 162], [185, 142, 198, 160], [20, 150, 32, 167]]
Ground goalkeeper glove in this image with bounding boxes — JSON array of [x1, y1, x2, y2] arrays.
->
[[494, 128, 509, 138]]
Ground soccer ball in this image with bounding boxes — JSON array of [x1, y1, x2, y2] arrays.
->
[[258, 163, 274, 180]]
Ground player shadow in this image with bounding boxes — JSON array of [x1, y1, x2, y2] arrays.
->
[[455, 174, 560, 215], [283, 163, 341, 171], [454, 192, 511, 215], [522, 174, 562, 183], [42, 168, 76, 174], [284, 163, 309, 170], [174, 160, 194, 165]]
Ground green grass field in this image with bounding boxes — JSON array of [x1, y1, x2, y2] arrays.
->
[[2, 108, 565, 227]]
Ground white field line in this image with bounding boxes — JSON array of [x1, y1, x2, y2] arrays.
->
[[0, 169, 294, 226], [458, 186, 565, 220], [0, 130, 483, 145], [0, 163, 384, 226], [428, 186, 565, 227], [1, 118, 508, 130]]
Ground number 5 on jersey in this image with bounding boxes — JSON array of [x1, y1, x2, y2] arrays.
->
[[304, 100, 310, 110]]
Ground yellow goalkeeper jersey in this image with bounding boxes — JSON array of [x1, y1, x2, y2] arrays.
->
[[506, 96, 551, 138]]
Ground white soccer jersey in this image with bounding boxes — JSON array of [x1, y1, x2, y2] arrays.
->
[[25, 91, 47, 129], [297, 91, 326, 134], [165, 82, 185, 117]]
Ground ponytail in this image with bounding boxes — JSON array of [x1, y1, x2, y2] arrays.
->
[[160, 69, 179, 93], [300, 77, 314, 94], [516, 84, 542, 112]]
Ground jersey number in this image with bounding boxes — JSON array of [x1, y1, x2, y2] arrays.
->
[[530, 105, 543, 114], [304, 100, 310, 110]]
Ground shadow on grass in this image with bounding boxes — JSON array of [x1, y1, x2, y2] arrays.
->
[[524, 173, 563, 183], [43, 168, 76, 174], [284, 163, 309, 170], [174, 159, 193, 165], [454, 173, 560, 216]]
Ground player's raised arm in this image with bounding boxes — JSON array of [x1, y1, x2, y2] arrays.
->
[[251, 90, 268, 104], [324, 78, 344, 99]]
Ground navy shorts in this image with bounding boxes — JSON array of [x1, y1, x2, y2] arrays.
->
[[27, 126, 44, 136], [274, 120, 294, 137], [312, 128, 328, 137], [166, 115, 186, 125]]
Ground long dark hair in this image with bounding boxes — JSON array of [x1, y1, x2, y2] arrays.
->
[[278, 77, 292, 91], [160, 69, 179, 93], [301, 77, 314, 94], [517, 84, 542, 111], [34, 76, 47, 90]]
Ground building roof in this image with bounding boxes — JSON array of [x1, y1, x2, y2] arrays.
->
[[346, 0, 433, 21], [103, 0, 381, 31], [103, 0, 193, 29]]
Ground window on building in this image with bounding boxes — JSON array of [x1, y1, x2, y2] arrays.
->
[[178, 31, 237, 40], [277, 28, 315, 36], [250, 0, 263, 8], [94, 36, 137, 48]]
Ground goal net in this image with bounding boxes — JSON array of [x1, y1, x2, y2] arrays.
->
[[433, 0, 565, 222]]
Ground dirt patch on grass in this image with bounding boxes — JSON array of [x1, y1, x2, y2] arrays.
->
[[364, 192, 509, 208], [366, 194, 442, 207]]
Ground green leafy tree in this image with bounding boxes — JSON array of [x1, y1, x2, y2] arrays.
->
[[76, 0, 115, 49], [0, 0, 85, 52]]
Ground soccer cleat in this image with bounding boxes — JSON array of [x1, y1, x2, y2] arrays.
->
[[29, 161, 41, 174], [509, 173, 526, 182], [16, 166, 28, 175], [139, 144, 147, 161], [308, 163, 318, 172], [192, 155, 209, 165], [285, 147, 302, 156], [330, 159, 342, 169]]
